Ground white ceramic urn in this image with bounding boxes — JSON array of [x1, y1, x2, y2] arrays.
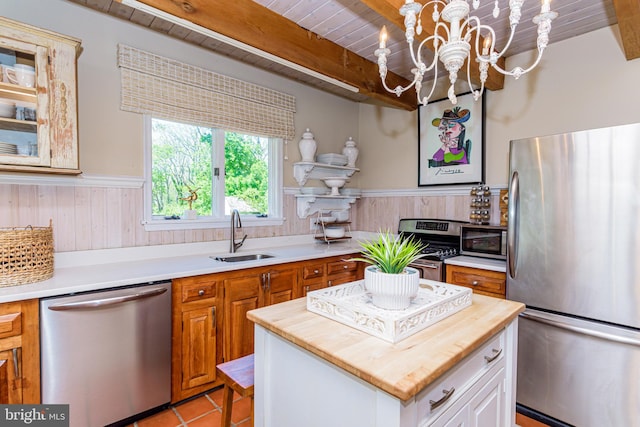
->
[[342, 137, 359, 167], [298, 128, 317, 162]]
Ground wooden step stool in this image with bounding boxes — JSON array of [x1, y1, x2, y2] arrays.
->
[[216, 354, 255, 427]]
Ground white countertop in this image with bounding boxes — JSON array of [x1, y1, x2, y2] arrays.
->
[[0, 234, 368, 304], [445, 255, 507, 273]]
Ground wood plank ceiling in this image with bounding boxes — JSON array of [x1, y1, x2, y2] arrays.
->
[[69, 0, 636, 110]]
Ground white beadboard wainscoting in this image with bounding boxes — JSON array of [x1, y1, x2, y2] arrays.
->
[[0, 174, 503, 252]]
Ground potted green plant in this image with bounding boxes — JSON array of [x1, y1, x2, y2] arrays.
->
[[353, 231, 427, 310]]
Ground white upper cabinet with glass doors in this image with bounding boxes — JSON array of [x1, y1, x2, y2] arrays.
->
[[0, 17, 80, 174]]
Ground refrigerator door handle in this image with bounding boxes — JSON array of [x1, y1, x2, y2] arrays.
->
[[521, 311, 640, 348], [507, 171, 519, 278], [47, 287, 168, 311]]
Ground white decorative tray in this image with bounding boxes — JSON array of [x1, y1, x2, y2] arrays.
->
[[306, 279, 472, 343]]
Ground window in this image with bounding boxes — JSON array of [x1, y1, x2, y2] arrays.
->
[[143, 116, 283, 230]]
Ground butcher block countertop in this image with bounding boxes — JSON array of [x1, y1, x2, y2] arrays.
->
[[247, 294, 525, 401]]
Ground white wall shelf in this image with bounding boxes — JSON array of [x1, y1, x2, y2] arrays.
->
[[294, 195, 358, 218], [293, 162, 359, 186]]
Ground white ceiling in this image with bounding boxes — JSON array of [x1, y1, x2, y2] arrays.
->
[[69, 0, 619, 106], [252, 0, 617, 80]]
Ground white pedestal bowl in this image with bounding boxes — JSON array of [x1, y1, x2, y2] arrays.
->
[[322, 177, 348, 196]]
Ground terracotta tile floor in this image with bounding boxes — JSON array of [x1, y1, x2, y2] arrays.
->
[[128, 388, 252, 427]]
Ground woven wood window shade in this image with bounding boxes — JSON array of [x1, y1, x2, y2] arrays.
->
[[117, 44, 296, 140]]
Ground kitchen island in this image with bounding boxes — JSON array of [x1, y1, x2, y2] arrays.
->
[[248, 291, 525, 427]]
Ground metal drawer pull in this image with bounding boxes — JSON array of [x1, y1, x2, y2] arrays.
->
[[484, 348, 502, 363], [198, 289, 205, 296], [472, 280, 479, 286], [429, 387, 455, 411], [12, 348, 20, 378], [314, 269, 320, 274], [343, 265, 349, 269]]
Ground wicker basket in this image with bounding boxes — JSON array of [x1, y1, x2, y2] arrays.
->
[[0, 220, 54, 287]]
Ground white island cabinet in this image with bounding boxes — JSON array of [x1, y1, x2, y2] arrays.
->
[[248, 293, 524, 427]]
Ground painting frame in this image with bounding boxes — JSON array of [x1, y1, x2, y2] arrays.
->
[[418, 91, 485, 186]]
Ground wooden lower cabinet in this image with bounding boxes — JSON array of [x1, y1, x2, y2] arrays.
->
[[171, 275, 223, 403], [445, 264, 506, 299], [223, 264, 298, 362], [172, 253, 364, 400], [0, 299, 40, 404], [298, 253, 362, 297], [326, 255, 361, 287]]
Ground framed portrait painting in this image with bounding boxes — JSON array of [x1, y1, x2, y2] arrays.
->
[[418, 92, 485, 186]]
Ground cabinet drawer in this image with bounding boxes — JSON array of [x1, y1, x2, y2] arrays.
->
[[326, 272, 358, 287], [302, 264, 325, 280], [416, 329, 506, 421], [327, 259, 358, 275], [446, 266, 505, 297], [182, 281, 218, 303], [0, 312, 21, 339]]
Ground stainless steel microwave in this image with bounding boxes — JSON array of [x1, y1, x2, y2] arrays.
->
[[460, 224, 507, 260]]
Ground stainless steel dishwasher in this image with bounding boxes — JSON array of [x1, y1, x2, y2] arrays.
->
[[40, 281, 172, 427]]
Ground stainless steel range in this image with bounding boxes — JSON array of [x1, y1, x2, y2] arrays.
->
[[398, 218, 467, 281]]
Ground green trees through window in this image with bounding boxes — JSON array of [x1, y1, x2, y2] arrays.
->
[[151, 118, 269, 217]]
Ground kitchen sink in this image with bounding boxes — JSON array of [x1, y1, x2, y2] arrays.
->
[[212, 253, 275, 263]]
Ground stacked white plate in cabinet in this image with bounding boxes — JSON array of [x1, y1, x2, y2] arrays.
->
[[0, 142, 17, 154]]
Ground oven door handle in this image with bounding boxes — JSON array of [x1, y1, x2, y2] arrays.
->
[[418, 263, 439, 269], [410, 261, 440, 269]]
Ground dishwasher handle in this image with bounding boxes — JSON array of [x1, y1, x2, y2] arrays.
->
[[48, 287, 168, 311]]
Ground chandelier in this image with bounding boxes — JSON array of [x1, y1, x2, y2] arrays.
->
[[374, 0, 558, 105]]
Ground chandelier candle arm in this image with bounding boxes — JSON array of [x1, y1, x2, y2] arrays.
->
[[374, 0, 558, 106]]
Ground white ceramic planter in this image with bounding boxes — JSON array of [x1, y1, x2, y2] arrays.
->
[[364, 266, 420, 310]]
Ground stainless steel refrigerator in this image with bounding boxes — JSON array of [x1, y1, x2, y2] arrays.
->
[[507, 123, 640, 427]]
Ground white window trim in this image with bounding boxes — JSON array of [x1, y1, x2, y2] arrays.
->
[[141, 115, 284, 231]]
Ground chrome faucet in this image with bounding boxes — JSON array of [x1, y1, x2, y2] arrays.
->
[[230, 209, 247, 253]]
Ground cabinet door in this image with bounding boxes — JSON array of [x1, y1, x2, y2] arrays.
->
[[0, 17, 80, 173], [264, 267, 297, 306], [469, 369, 505, 427], [224, 275, 262, 361], [0, 38, 47, 168], [430, 369, 506, 427], [0, 359, 8, 403], [0, 348, 21, 404], [171, 277, 222, 403], [181, 307, 218, 390], [0, 299, 38, 404]]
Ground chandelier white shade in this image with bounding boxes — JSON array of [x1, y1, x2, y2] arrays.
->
[[375, 0, 558, 105]]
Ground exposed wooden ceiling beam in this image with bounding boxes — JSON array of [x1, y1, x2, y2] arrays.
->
[[612, 0, 640, 60], [362, 0, 505, 93], [119, 0, 418, 110]]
